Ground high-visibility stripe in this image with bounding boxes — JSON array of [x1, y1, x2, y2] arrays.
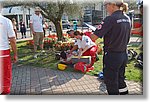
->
[[119, 87, 128, 93], [0, 55, 9, 58]]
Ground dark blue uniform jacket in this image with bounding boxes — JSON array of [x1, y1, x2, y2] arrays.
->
[[94, 10, 131, 52]]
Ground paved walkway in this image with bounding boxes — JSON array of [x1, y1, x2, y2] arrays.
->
[[10, 65, 143, 95]]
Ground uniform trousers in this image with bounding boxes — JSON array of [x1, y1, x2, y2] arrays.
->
[[0, 49, 12, 94], [103, 51, 128, 95]]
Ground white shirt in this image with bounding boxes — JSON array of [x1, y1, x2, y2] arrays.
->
[[30, 14, 43, 32], [75, 35, 96, 49], [0, 14, 15, 50]]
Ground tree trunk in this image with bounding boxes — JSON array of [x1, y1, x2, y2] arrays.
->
[[54, 20, 63, 41]]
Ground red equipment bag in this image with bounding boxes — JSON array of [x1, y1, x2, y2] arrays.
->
[[74, 62, 94, 73], [74, 62, 87, 73]]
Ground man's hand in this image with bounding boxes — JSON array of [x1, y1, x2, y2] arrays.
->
[[30, 23, 35, 35], [13, 54, 18, 63], [9, 37, 18, 63], [78, 54, 82, 59], [90, 34, 98, 41], [32, 30, 35, 35], [78, 51, 83, 59], [78, 48, 83, 59]]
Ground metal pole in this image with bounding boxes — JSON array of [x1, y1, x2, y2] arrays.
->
[[28, 8, 32, 37]]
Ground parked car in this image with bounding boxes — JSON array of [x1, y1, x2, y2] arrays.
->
[[62, 20, 70, 29]]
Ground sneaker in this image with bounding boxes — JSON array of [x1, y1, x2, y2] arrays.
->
[[41, 50, 45, 53], [34, 54, 38, 58], [98, 72, 104, 80]]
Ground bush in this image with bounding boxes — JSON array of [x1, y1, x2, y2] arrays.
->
[[26, 33, 74, 51], [54, 41, 74, 51]]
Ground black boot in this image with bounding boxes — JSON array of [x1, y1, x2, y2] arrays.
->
[[119, 90, 129, 95]]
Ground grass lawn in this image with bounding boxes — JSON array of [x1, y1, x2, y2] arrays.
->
[[14, 39, 143, 82]]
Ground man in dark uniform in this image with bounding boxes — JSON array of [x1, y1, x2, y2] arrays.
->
[[91, 0, 131, 95]]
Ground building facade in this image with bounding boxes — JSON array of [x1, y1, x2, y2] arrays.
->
[[1, 6, 34, 30], [83, 3, 105, 26]]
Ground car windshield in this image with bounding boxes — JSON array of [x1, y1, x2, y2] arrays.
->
[[62, 21, 66, 23]]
